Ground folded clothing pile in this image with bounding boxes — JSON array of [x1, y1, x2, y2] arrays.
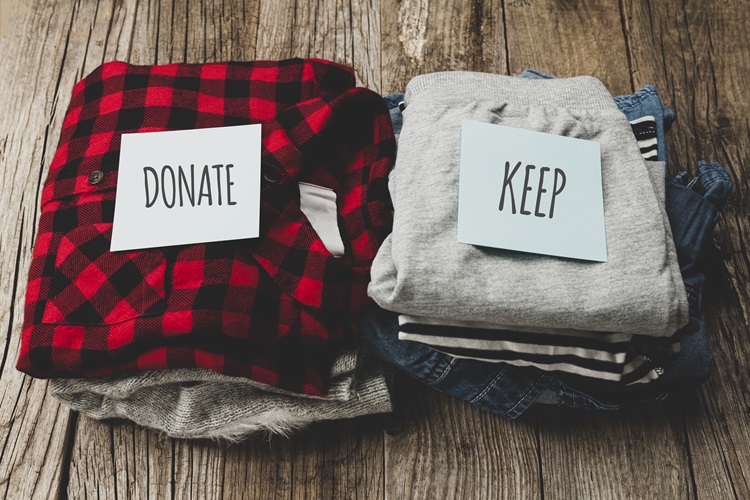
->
[[19, 58, 729, 435], [365, 70, 730, 417], [18, 58, 396, 438]]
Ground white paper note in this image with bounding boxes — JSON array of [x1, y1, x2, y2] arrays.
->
[[111, 124, 262, 251]]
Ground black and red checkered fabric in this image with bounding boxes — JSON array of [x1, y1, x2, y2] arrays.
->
[[18, 58, 395, 396]]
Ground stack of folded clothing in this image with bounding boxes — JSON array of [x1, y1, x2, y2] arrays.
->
[[18, 58, 396, 439], [366, 70, 730, 417], [19, 57, 730, 435]]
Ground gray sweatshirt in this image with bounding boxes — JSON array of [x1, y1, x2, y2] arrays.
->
[[369, 72, 688, 337]]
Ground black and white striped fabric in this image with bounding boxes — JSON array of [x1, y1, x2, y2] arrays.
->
[[398, 116, 673, 385], [398, 315, 679, 384], [630, 115, 659, 160]]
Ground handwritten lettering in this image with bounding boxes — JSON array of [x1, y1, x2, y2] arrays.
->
[[143, 164, 237, 209], [498, 161, 566, 219]]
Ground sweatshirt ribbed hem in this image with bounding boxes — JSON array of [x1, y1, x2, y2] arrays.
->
[[405, 72, 620, 111]]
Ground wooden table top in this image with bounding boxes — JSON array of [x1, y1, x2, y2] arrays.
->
[[1, 1, 748, 498]]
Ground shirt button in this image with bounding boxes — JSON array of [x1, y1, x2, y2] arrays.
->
[[88, 170, 104, 185], [262, 166, 283, 183]]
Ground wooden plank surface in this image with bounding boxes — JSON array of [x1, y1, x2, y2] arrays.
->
[[383, 377, 542, 499], [182, 417, 386, 499], [380, 0, 506, 94], [623, 2, 750, 499], [0, 1, 84, 498], [504, 0, 632, 92], [1, 0, 750, 499]]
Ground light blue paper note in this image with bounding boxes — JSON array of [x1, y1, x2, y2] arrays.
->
[[457, 120, 607, 262]]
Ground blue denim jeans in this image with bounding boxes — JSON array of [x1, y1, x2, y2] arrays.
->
[[383, 94, 404, 137], [366, 76, 730, 416]]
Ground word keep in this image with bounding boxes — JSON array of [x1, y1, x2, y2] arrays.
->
[[143, 164, 237, 208], [498, 161, 566, 219]]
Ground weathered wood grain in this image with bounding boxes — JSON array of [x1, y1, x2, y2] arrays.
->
[[384, 377, 542, 499], [504, 0, 632, 93], [689, 294, 750, 500], [380, 0, 506, 94], [183, 0, 261, 63], [67, 416, 177, 499], [0, 1, 91, 498], [288, 417, 385, 499], [0, 0, 22, 40], [127, 0, 160, 65], [222, 436, 295, 499], [173, 438, 225, 499], [351, 0, 382, 92], [623, 2, 750, 498], [253, 0, 381, 89], [622, 0, 750, 181], [118, 424, 175, 499], [2, 0, 750, 499], [67, 416, 119, 500], [212, 417, 385, 499], [290, 0, 356, 71], [537, 403, 695, 499]]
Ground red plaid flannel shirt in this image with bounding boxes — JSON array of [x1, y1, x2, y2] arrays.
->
[[17, 58, 395, 396]]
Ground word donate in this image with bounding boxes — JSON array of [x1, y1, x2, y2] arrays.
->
[[111, 124, 261, 252], [143, 164, 237, 209], [457, 120, 607, 262]]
